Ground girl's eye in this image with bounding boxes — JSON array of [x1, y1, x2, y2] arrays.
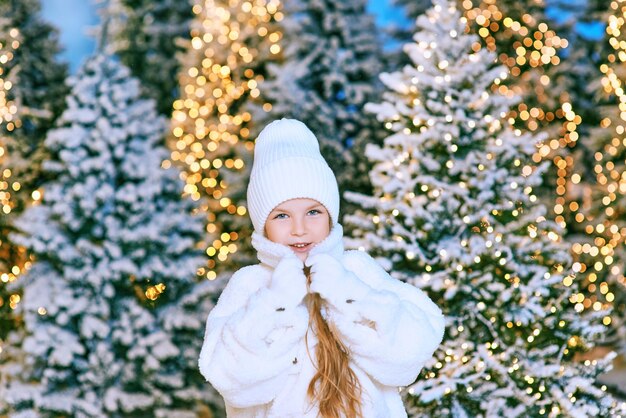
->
[[273, 213, 288, 219], [307, 209, 321, 216]]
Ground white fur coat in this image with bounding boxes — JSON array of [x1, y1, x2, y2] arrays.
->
[[198, 224, 445, 417]]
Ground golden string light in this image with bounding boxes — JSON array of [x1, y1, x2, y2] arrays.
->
[[460, 0, 579, 230], [571, 0, 626, 325], [0, 28, 19, 134], [0, 26, 24, 312], [145, 283, 166, 301], [170, 0, 281, 280], [0, 27, 20, 219]]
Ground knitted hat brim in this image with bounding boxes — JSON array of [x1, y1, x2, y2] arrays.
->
[[247, 156, 340, 234]]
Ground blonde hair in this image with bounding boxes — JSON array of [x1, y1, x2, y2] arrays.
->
[[305, 268, 363, 418]]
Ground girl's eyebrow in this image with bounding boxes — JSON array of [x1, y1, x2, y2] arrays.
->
[[270, 209, 288, 215], [270, 203, 324, 216]]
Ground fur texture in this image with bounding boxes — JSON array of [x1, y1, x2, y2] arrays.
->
[[198, 224, 445, 417]]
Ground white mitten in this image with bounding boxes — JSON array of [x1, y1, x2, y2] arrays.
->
[[306, 253, 370, 307], [269, 255, 307, 309]]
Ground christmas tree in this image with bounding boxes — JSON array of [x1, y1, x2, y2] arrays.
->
[[97, 0, 193, 115], [0, 0, 68, 342], [0, 53, 223, 417], [257, 0, 385, 216], [415, 0, 623, 359], [571, 0, 626, 355], [400, 0, 586, 230], [464, 0, 580, 220], [170, 0, 282, 278], [549, 0, 608, 226], [346, 1, 623, 416]]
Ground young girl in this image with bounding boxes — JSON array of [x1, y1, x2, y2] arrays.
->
[[199, 119, 445, 418]]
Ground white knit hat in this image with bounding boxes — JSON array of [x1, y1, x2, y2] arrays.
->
[[247, 119, 340, 234]]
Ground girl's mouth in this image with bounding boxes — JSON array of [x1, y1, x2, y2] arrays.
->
[[290, 243, 312, 252]]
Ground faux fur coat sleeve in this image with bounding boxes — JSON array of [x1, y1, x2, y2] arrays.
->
[[198, 264, 308, 409], [309, 250, 445, 387]]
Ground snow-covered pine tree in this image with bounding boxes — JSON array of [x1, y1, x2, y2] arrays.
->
[[399, 0, 584, 231], [345, 1, 623, 416], [398, 0, 571, 136], [171, 0, 282, 278], [257, 0, 386, 217], [0, 0, 68, 343], [0, 53, 223, 417], [97, 0, 193, 115]]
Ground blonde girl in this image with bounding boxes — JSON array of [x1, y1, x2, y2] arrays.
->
[[199, 119, 445, 417]]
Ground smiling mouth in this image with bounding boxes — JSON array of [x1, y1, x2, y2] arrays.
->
[[290, 243, 312, 252]]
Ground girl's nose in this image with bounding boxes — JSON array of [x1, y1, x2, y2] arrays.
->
[[291, 217, 305, 236]]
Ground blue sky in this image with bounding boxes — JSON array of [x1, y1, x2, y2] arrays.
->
[[41, 0, 604, 73], [41, 0, 100, 72], [41, 0, 409, 73]]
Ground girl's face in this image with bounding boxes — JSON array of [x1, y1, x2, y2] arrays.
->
[[265, 198, 331, 261]]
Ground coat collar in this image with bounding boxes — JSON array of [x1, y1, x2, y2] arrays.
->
[[251, 223, 345, 269]]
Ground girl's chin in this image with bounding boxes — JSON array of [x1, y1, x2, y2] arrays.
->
[[295, 252, 309, 262]]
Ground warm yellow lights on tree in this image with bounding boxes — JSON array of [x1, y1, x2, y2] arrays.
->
[[0, 25, 23, 320], [145, 283, 166, 301], [461, 1, 582, 232], [0, 28, 20, 215], [0, 28, 19, 133], [568, 0, 626, 346], [171, 0, 281, 278]]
